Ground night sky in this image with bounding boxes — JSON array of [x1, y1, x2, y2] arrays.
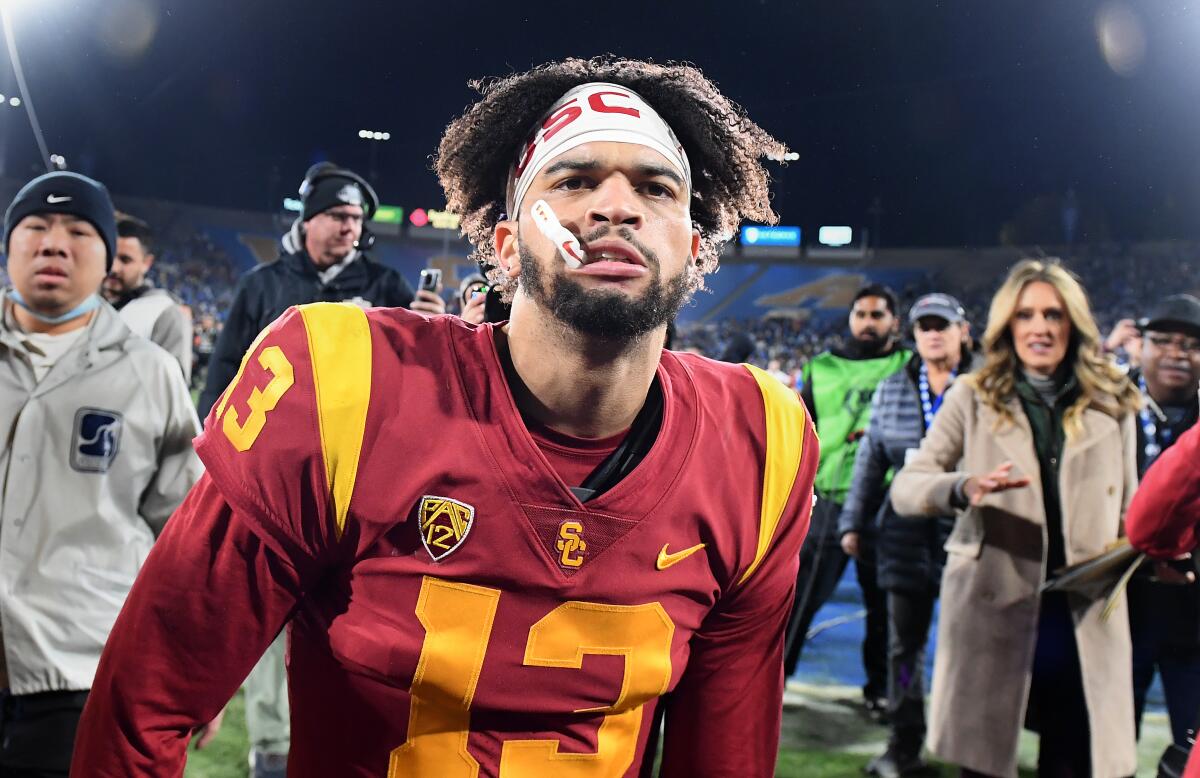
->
[[3, 0, 1199, 247]]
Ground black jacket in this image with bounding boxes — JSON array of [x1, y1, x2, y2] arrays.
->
[[197, 250, 414, 419]]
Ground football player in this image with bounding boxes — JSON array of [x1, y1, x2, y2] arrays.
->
[[73, 56, 819, 777]]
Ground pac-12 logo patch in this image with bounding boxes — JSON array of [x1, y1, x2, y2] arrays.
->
[[70, 408, 123, 473], [419, 496, 475, 561]]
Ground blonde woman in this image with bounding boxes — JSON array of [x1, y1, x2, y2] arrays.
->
[[892, 259, 1140, 778]]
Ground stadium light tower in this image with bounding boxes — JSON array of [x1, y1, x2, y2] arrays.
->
[[1, 1, 53, 172]]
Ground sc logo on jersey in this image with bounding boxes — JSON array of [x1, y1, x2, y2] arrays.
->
[[556, 520, 587, 569], [418, 496, 476, 561], [70, 408, 123, 473]]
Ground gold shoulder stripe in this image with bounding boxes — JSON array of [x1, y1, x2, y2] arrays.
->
[[739, 364, 809, 584], [297, 303, 373, 539]]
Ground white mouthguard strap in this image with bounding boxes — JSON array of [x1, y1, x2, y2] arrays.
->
[[530, 199, 583, 268]]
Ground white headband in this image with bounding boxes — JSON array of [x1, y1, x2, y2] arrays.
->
[[505, 82, 691, 216]]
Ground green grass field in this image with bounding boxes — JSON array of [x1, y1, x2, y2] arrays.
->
[[184, 683, 1169, 777]]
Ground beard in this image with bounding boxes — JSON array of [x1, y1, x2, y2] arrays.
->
[[517, 231, 692, 343], [852, 329, 890, 355]]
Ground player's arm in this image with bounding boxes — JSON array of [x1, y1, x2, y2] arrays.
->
[[73, 475, 306, 776], [1127, 420, 1200, 558], [660, 368, 819, 778]]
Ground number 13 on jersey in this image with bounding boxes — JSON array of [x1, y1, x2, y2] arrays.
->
[[215, 333, 295, 452], [390, 577, 675, 778]]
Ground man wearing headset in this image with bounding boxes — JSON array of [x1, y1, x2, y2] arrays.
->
[[197, 163, 445, 421], [196, 163, 443, 776]]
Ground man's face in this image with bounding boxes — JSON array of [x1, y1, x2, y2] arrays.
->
[[913, 316, 964, 363], [5, 213, 107, 316], [304, 204, 364, 266], [498, 141, 700, 342], [849, 296, 896, 345], [102, 236, 153, 300], [1141, 327, 1200, 400]]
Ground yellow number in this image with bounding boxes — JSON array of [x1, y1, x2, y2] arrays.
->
[[389, 578, 675, 778], [389, 579, 500, 778], [501, 601, 674, 777], [221, 346, 294, 452], [427, 524, 457, 550]]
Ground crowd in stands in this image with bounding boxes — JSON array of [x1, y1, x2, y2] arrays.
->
[[10, 225, 1195, 393], [674, 243, 1200, 378]]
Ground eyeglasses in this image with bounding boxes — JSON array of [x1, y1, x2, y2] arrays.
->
[[1146, 333, 1200, 355], [914, 318, 952, 332], [322, 211, 364, 227]]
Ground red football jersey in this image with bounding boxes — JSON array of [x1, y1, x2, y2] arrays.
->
[[75, 304, 817, 777]]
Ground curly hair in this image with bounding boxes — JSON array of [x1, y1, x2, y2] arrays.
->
[[435, 56, 787, 289], [967, 258, 1140, 439]]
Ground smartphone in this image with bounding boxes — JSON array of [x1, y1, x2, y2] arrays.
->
[[418, 268, 442, 293]]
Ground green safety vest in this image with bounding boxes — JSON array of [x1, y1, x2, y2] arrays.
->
[[802, 348, 911, 502]]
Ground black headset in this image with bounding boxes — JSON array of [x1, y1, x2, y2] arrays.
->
[[298, 162, 380, 251]]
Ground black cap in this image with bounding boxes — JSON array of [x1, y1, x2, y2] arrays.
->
[[300, 164, 379, 222], [4, 171, 117, 270], [909, 292, 966, 324], [1140, 294, 1200, 338]]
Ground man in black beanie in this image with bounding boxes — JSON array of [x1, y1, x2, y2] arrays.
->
[[198, 163, 445, 421]]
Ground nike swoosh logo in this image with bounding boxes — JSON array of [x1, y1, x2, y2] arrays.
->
[[656, 542, 707, 571], [46, 194, 72, 204]]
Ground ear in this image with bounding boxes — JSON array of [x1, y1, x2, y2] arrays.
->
[[144, 252, 155, 269], [493, 218, 522, 282], [689, 228, 701, 264]]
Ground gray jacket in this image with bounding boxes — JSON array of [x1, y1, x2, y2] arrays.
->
[[0, 291, 202, 694], [115, 283, 193, 384]]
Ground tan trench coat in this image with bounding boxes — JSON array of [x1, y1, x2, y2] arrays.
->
[[892, 379, 1138, 778]]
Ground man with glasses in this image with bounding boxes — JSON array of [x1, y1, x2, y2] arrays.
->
[[195, 162, 444, 777], [197, 163, 445, 420], [786, 284, 910, 715], [1128, 293, 1200, 753]]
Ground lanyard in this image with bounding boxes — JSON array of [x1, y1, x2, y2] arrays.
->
[[1138, 374, 1172, 464], [919, 362, 957, 430]]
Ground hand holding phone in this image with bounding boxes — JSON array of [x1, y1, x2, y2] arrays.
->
[[418, 268, 443, 293]]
